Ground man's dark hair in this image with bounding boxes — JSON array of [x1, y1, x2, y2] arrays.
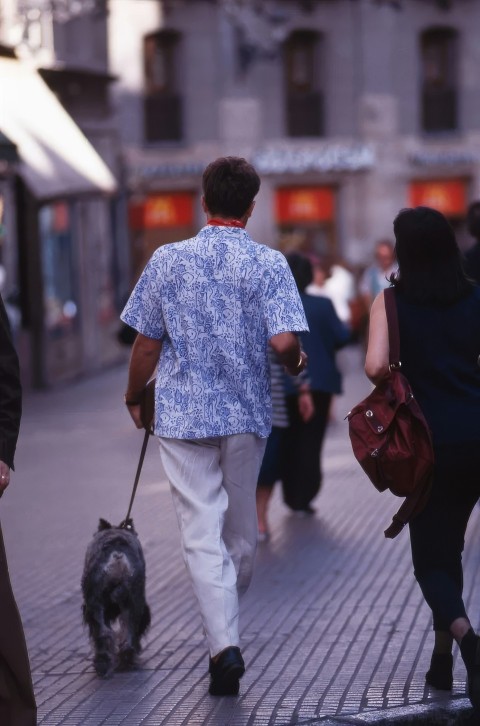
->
[[202, 157, 260, 219], [285, 252, 313, 293], [392, 206, 472, 305], [467, 201, 480, 241]]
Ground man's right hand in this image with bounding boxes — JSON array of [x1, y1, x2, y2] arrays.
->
[[285, 350, 308, 377], [269, 332, 308, 376]]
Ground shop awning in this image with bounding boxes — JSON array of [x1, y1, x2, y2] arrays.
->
[[0, 58, 117, 199]]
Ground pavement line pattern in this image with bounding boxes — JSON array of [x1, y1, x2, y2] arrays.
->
[[2, 352, 477, 725]]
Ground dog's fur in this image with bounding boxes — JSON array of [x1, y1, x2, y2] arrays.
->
[[81, 518, 151, 677]]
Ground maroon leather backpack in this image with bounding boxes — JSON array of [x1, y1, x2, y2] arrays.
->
[[346, 288, 434, 539]]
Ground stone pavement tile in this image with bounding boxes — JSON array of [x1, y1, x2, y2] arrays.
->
[[2, 349, 479, 724]]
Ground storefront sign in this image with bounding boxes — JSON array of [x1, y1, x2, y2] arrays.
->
[[135, 162, 206, 180], [254, 144, 375, 174], [409, 150, 479, 167], [409, 179, 467, 216], [275, 187, 334, 223], [129, 192, 194, 229]]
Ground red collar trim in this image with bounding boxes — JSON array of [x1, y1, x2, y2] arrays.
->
[[207, 218, 245, 229]]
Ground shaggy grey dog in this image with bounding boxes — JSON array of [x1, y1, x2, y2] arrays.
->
[[81, 518, 151, 677]]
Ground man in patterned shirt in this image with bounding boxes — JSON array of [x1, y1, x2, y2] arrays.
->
[[121, 157, 308, 696]]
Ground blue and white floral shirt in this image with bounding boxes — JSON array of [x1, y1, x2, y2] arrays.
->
[[121, 225, 308, 439]]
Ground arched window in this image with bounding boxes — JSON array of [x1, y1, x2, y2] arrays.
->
[[143, 30, 183, 142], [420, 27, 458, 133], [283, 30, 324, 137]]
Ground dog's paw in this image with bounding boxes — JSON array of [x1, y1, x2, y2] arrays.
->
[[94, 654, 114, 678], [118, 646, 136, 671]]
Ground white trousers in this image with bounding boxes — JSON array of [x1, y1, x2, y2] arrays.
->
[[158, 434, 266, 657]]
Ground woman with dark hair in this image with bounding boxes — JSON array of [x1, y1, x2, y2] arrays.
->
[[283, 253, 350, 514], [365, 206, 480, 710]]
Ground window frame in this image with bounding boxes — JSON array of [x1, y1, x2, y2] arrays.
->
[[419, 26, 459, 134], [283, 29, 324, 138], [143, 29, 183, 144]]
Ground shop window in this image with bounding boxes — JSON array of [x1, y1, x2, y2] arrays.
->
[[39, 202, 79, 338], [284, 30, 324, 137], [143, 30, 183, 143], [420, 27, 458, 133]]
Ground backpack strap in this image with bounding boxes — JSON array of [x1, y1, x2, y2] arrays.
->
[[384, 473, 433, 538], [383, 286, 433, 538], [384, 287, 400, 368]]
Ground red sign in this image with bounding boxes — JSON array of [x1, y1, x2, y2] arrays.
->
[[275, 187, 335, 223], [129, 192, 194, 229], [53, 201, 70, 233], [409, 179, 467, 216]]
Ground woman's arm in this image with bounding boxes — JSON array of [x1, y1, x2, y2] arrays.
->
[[365, 290, 390, 384]]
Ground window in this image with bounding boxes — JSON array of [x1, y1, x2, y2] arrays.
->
[[143, 30, 182, 143], [284, 31, 323, 137], [420, 27, 458, 133], [39, 201, 79, 338]]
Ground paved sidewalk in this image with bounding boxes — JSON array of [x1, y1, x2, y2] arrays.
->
[[1, 346, 478, 725]]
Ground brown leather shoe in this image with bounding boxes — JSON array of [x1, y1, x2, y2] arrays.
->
[[208, 646, 245, 696]]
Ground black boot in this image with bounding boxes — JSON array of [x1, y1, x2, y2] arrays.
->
[[425, 652, 453, 690], [460, 629, 480, 710]]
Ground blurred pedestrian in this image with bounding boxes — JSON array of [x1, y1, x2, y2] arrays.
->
[[365, 207, 480, 709], [357, 239, 396, 349], [256, 349, 313, 540], [0, 294, 37, 726], [282, 253, 350, 515], [359, 239, 396, 311], [121, 157, 308, 696], [306, 255, 356, 328], [464, 201, 480, 284]]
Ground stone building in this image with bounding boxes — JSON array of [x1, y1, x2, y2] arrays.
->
[[108, 0, 480, 281], [0, 0, 129, 387]]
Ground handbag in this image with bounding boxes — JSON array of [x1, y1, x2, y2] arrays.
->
[[346, 287, 434, 539]]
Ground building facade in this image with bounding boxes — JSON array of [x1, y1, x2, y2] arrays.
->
[[108, 0, 480, 281], [0, 0, 129, 387]]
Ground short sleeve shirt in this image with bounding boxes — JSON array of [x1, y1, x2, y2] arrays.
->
[[121, 225, 308, 439]]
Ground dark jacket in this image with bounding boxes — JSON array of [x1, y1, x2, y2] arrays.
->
[[396, 286, 480, 445], [464, 242, 480, 285], [0, 293, 36, 724], [286, 293, 350, 395], [0, 295, 21, 469]]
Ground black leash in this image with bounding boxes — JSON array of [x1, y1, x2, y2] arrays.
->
[[120, 378, 156, 529], [121, 428, 151, 528]]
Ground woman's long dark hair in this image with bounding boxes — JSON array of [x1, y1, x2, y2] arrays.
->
[[391, 206, 473, 305]]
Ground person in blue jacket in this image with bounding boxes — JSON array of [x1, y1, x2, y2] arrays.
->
[[283, 253, 351, 514]]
